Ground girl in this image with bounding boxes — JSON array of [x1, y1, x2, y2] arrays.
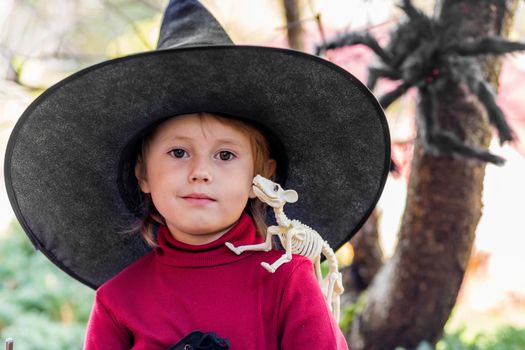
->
[[84, 112, 347, 348], [4, 0, 390, 349]]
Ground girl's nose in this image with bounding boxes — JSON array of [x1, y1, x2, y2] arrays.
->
[[188, 158, 212, 183]]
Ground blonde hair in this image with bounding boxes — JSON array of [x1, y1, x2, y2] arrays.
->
[[134, 113, 275, 247]]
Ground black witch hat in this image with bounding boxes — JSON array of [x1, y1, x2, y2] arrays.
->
[[4, 0, 390, 289]]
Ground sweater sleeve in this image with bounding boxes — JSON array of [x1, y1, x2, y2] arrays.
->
[[278, 259, 348, 350], [83, 290, 132, 350]]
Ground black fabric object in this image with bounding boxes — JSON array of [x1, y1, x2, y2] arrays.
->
[[167, 331, 230, 350], [4, 0, 390, 289]]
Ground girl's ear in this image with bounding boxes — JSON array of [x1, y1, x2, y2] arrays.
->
[[266, 159, 277, 179], [135, 160, 151, 193]]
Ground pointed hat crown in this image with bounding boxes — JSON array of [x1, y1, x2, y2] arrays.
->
[[157, 0, 233, 49]]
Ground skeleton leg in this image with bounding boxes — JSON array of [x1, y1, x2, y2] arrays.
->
[[327, 272, 343, 322], [225, 225, 278, 255], [261, 228, 296, 273], [324, 272, 338, 312], [333, 291, 341, 323]]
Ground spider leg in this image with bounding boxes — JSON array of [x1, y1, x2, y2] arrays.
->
[[453, 37, 525, 56], [379, 81, 413, 110], [316, 32, 393, 65], [367, 66, 401, 90], [399, 0, 427, 22], [417, 87, 437, 145], [474, 80, 515, 144], [418, 86, 506, 165]]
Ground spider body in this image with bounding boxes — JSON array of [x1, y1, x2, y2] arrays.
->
[[317, 0, 524, 165]]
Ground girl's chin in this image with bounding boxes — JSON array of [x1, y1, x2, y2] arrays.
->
[[167, 221, 237, 244]]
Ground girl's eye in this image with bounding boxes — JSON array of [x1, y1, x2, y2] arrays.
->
[[169, 149, 188, 158], [217, 151, 235, 161]]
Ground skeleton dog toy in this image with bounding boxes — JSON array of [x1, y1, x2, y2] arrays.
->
[[226, 175, 344, 322]]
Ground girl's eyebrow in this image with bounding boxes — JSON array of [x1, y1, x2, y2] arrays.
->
[[159, 134, 244, 147], [159, 135, 193, 143], [213, 139, 244, 147]]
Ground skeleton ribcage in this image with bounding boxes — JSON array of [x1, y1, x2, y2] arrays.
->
[[280, 226, 323, 260]]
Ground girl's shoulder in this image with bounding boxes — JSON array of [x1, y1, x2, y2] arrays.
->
[[96, 251, 155, 296]]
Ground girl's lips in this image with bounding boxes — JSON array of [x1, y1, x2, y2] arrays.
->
[[182, 194, 216, 204]]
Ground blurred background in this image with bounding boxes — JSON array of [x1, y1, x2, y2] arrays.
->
[[1, 0, 525, 348]]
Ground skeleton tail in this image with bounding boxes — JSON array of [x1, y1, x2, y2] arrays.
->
[[321, 240, 343, 322], [321, 241, 339, 275]]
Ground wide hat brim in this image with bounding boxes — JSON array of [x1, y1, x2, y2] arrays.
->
[[5, 45, 390, 289]]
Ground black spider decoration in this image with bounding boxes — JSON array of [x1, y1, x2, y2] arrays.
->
[[316, 0, 525, 165]]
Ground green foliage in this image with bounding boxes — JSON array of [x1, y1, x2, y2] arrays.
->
[[1, 314, 86, 350], [437, 326, 525, 350], [339, 292, 367, 332], [0, 221, 94, 349], [395, 341, 434, 350], [393, 326, 525, 350]]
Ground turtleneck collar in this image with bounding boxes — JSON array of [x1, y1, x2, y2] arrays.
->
[[155, 212, 263, 267]]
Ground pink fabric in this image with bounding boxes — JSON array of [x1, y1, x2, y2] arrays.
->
[[84, 213, 348, 349]]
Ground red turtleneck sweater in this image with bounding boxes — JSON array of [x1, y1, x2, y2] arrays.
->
[[84, 213, 348, 349]]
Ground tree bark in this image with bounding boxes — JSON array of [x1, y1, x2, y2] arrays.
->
[[343, 210, 384, 304], [348, 1, 518, 348], [282, 0, 304, 51]]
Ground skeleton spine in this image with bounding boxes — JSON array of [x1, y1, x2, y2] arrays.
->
[[274, 207, 291, 227]]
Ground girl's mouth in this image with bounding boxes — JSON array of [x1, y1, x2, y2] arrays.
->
[[182, 193, 216, 204]]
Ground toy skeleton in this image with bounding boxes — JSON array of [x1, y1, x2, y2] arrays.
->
[[226, 175, 344, 322]]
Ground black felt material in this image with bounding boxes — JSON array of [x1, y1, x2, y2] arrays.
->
[[158, 0, 233, 49], [4, 0, 390, 289]]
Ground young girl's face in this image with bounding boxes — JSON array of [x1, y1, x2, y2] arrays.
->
[[136, 113, 258, 245]]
